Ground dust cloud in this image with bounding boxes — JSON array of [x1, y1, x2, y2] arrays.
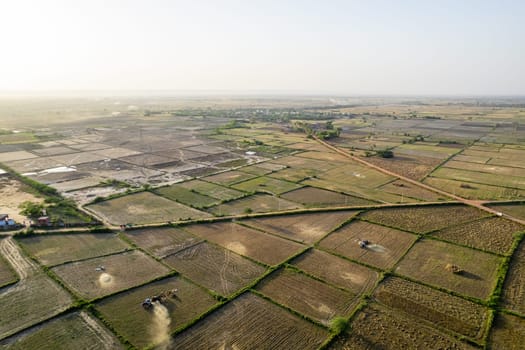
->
[[151, 302, 172, 349], [98, 273, 114, 288]]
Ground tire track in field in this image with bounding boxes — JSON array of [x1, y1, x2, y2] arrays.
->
[[79, 312, 120, 350], [0, 237, 38, 280]]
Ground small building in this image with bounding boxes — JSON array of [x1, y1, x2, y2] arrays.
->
[[37, 216, 51, 226], [0, 214, 16, 229]]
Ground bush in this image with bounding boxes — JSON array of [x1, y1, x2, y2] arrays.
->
[[330, 317, 349, 335]]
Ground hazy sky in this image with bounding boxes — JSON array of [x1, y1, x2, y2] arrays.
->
[[1, 0, 524, 95]]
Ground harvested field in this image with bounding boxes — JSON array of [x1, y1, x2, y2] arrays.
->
[[319, 220, 417, 269], [183, 222, 305, 265], [488, 203, 525, 220], [379, 179, 446, 202], [17, 233, 130, 266], [97, 276, 216, 349], [364, 154, 443, 180], [444, 160, 525, 178], [431, 217, 524, 254], [202, 170, 257, 186], [0, 238, 73, 340], [296, 150, 349, 162], [431, 167, 525, 190], [154, 185, 219, 208], [232, 176, 303, 195], [4, 157, 62, 173], [331, 303, 478, 350], [95, 147, 141, 159], [360, 204, 488, 233], [208, 193, 302, 216], [273, 155, 340, 170], [0, 150, 37, 162], [424, 177, 525, 200], [267, 167, 318, 182], [502, 240, 525, 314], [280, 187, 376, 207], [0, 311, 122, 350], [257, 268, 358, 324], [488, 313, 525, 350], [162, 242, 266, 296], [239, 164, 275, 176], [395, 239, 502, 300], [244, 211, 357, 244], [124, 226, 202, 259], [291, 249, 378, 294], [49, 176, 104, 192], [30, 146, 77, 157], [374, 277, 489, 340], [170, 292, 328, 350], [0, 249, 17, 287], [52, 250, 171, 300], [86, 191, 212, 225], [177, 179, 245, 201]]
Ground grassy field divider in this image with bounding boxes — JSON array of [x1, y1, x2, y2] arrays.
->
[[313, 211, 362, 245], [116, 231, 176, 272], [86, 304, 137, 350], [419, 147, 466, 182]]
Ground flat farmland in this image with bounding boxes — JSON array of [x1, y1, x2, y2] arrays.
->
[[177, 179, 245, 201], [162, 242, 266, 296], [244, 211, 357, 244], [231, 176, 303, 195], [314, 163, 395, 189], [0, 150, 38, 162], [208, 193, 302, 216], [291, 249, 378, 294], [96, 276, 216, 349], [267, 167, 318, 182], [364, 154, 443, 180], [273, 155, 340, 170], [444, 160, 525, 177], [124, 226, 203, 258], [52, 250, 171, 300], [319, 220, 417, 269], [374, 277, 489, 340], [395, 239, 502, 300], [394, 143, 460, 159], [240, 164, 277, 176], [17, 233, 130, 266], [431, 217, 524, 255], [502, 240, 525, 314], [488, 313, 525, 350], [379, 180, 446, 202], [424, 177, 525, 200], [86, 191, 212, 225], [0, 250, 17, 287], [257, 268, 358, 324], [202, 170, 258, 186], [170, 292, 328, 349], [0, 311, 122, 350], [183, 222, 305, 265], [296, 150, 349, 162], [154, 185, 219, 208], [488, 203, 525, 220], [331, 303, 478, 350], [281, 187, 376, 207], [5, 157, 62, 173], [430, 167, 525, 190], [360, 204, 488, 233]]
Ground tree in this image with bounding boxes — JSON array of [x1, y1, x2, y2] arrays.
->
[[19, 201, 45, 218], [377, 149, 394, 158]]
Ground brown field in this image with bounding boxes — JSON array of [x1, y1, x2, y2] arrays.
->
[[162, 242, 266, 296], [0, 176, 43, 223], [52, 250, 171, 300], [431, 217, 524, 255], [17, 233, 130, 266], [243, 211, 358, 244], [0, 251, 17, 287], [170, 292, 329, 349], [86, 191, 212, 225], [124, 226, 203, 259], [273, 155, 340, 170], [379, 179, 446, 202], [281, 186, 376, 207], [487, 202, 525, 220], [291, 249, 378, 294], [374, 277, 489, 340], [360, 204, 488, 233], [207, 193, 302, 216], [96, 276, 217, 349], [319, 220, 417, 269], [488, 313, 525, 350], [502, 240, 525, 314], [0, 311, 122, 350], [395, 239, 502, 300], [364, 154, 443, 180], [296, 150, 349, 162], [183, 222, 305, 265], [202, 170, 258, 186], [257, 268, 358, 325], [331, 303, 478, 350], [177, 179, 245, 201]]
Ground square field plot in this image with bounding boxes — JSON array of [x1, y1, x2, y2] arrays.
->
[[374, 277, 489, 340], [52, 250, 171, 300], [291, 249, 379, 295], [0, 311, 122, 350], [162, 242, 266, 297], [86, 192, 212, 225], [502, 240, 525, 314], [488, 313, 525, 350], [360, 204, 488, 234], [183, 222, 305, 265], [231, 176, 303, 195], [96, 276, 217, 349], [281, 187, 376, 207], [153, 185, 219, 208], [202, 170, 258, 186], [17, 233, 130, 266], [178, 179, 245, 201], [171, 292, 329, 350], [257, 268, 358, 324], [208, 193, 302, 216], [0, 254, 17, 287], [430, 217, 524, 255], [395, 239, 502, 300], [319, 220, 417, 269], [0, 150, 38, 162], [124, 226, 203, 259], [332, 303, 478, 350], [243, 211, 357, 244]]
